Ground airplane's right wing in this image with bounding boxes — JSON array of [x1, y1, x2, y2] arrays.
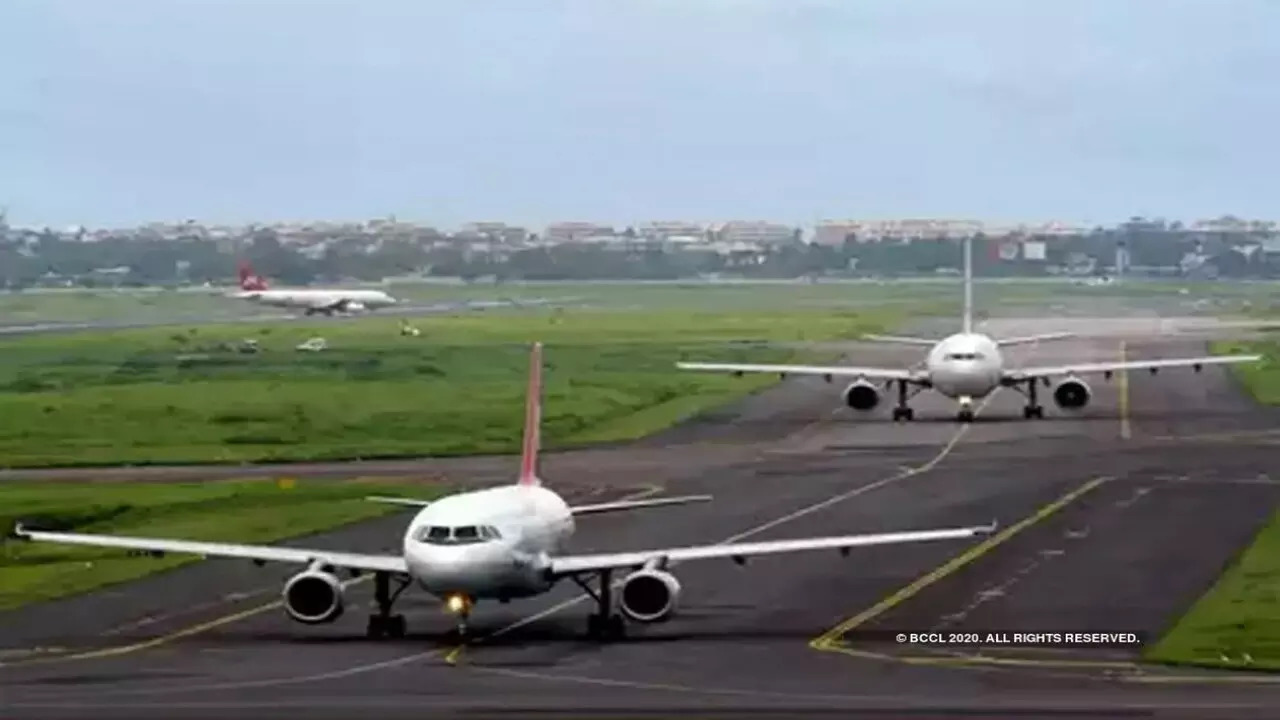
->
[[547, 522, 995, 577], [11, 524, 408, 574], [675, 361, 923, 382]]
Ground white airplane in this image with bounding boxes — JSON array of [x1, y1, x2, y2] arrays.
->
[[676, 237, 1262, 423], [231, 262, 398, 316], [11, 343, 996, 642]]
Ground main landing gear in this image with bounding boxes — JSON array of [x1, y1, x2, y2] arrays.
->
[[1010, 378, 1044, 419], [366, 571, 411, 639], [572, 570, 627, 641], [891, 379, 919, 422]]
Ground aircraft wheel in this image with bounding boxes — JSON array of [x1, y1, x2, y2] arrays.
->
[[387, 614, 407, 638]]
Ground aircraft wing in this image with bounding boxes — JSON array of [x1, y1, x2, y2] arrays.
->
[[861, 334, 939, 346], [10, 524, 408, 574], [546, 523, 995, 577], [675, 361, 921, 382], [994, 332, 1075, 347], [365, 495, 432, 508], [1004, 353, 1262, 382], [569, 494, 712, 516]]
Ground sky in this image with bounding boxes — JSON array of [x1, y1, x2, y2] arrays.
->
[[3, 0, 1280, 229]]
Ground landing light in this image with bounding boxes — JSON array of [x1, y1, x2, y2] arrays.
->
[[445, 594, 470, 615]]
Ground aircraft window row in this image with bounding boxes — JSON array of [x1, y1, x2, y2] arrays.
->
[[414, 525, 501, 544]]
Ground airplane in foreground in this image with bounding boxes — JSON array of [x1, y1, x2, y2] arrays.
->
[[12, 343, 996, 642], [231, 261, 399, 316], [676, 237, 1262, 423]]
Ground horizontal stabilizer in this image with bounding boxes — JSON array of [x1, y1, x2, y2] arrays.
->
[[995, 332, 1076, 347], [365, 496, 432, 508], [861, 334, 940, 346], [570, 494, 713, 516]]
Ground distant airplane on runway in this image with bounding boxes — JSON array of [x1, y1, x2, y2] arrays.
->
[[231, 261, 399, 316], [676, 236, 1262, 423], [12, 343, 995, 641]]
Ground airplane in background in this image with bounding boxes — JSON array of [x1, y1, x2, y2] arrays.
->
[[12, 343, 996, 642], [231, 262, 399, 316], [676, 236, 1262, 423]]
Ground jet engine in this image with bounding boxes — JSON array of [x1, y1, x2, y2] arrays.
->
[[618, 569, 682, 623], [1053, 377, 1092, 410], [344, 301, 366, 313], [842, 379, 881, 411], [282, 570, 346, 624]]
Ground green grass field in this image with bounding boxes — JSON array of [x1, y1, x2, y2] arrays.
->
[[1212, 339, 1280, 405], [0, 307, 901, 468], [1142, 338, 1280, 670], [1144, 509, 1280, 670], [0, 478, 443, 611]]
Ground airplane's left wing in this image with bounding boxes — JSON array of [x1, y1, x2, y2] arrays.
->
[[676, 361, 921, 382], [11, 524, 408, 574], [1004, 353, 1262, 383], [546, 522, 995, 577]]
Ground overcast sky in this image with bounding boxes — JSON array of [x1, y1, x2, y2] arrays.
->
[[3, 0, 1279, 229]]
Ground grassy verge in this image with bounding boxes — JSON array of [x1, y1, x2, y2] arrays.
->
[[0, 478, 444, 611], [0, 307, 900, 468], [1144, 510, 1280, 669], [1211, 339, 1280, 404]]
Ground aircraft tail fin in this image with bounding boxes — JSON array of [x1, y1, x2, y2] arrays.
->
[[518, 342, 543, 486], [961, 235, 974, 334], [237, 261, 268, 291]]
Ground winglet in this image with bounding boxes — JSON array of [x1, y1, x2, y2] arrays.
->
[[982, 519, 999, 534], [518, 342, 543, 486], [10, 521, 30, 540]]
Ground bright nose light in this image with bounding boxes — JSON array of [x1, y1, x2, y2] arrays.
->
[[445, 594, 470, 615]]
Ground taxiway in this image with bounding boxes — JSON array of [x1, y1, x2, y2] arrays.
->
[[2, 323, 1279, 718]]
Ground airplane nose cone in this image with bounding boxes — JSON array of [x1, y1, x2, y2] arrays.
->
[[407, 545, 508, 595]]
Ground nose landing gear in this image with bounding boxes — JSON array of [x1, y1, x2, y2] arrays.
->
[[444, 593, 474, 639]]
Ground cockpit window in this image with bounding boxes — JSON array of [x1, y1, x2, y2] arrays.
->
[[945, 352, 983, 361], [413, 524, 501, 545]]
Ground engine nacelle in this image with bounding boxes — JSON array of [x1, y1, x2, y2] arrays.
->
[[1053, 377, 1092, 410], [282, 570, 346, 625], [842, 379, 881, 411], [344, 301, 366, 312], [618, 569, 682, 624]]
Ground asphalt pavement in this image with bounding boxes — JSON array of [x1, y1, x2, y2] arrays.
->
[[3, 322, 1280, 719]]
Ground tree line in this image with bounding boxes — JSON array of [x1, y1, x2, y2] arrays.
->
[[1, 218, 1276, 288]]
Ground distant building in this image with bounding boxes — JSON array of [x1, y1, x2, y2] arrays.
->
[[638, 221, 708, 241], [544, 222, 615, 243], [714, 221, 796, 245]]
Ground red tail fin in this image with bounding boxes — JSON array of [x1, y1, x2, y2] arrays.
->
[[518, 342, 543, 486], [237, 261, 268, 291]]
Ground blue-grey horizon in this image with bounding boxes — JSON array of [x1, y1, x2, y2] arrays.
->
[[3, 0, 1278, 229]]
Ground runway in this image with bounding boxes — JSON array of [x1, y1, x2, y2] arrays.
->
[[3, 323, 1280, 718]]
